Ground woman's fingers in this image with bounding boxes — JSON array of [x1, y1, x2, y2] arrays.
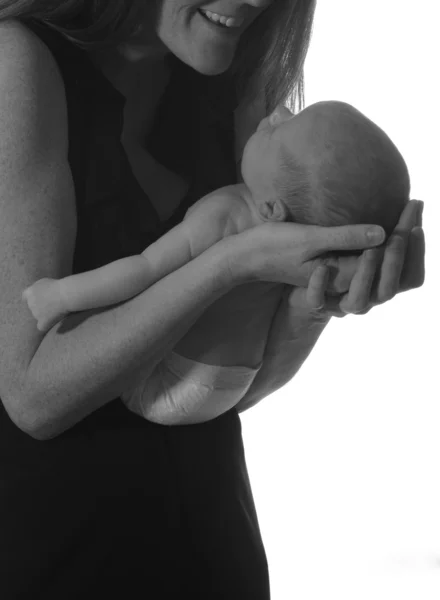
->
[[286, 266, 329, 311], [375, 234, 406, 303], [338, 248, 380, 313], [373, 200, 424, 301], [306, 265, 329, 309], [399, 226, 425, 291], [320, 253, 360, 294], [289, 201, 425, 319], [303, 224, 385, 259], [394, 199, 422, 234]]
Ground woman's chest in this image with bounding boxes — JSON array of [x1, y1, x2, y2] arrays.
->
[[82, 72, 238, 260], [121, 136, 190, 224], [121, 98, 190, 223]]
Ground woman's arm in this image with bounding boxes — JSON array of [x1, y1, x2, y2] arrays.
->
[[235, 290, 330, 414], [0, 22, 237, 440]]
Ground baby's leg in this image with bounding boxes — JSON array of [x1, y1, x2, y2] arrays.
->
[[22, 278, 69, 332], [121, 351, 262, 425]]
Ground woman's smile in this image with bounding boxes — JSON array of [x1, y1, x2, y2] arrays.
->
[[153, 0, 259, 74], [196, 6, 246, 33]]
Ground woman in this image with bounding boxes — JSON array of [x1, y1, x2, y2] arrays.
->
[[0, 1, 424, 598]]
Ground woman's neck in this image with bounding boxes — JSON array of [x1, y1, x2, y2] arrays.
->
[[90, 44, 170, 101]]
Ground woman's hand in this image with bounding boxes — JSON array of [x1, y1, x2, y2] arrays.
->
[[226, 218, 387, 288], [285, 199, 425, 317]]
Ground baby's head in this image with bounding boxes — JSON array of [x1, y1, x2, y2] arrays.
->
[[241, 101, 410, 235]]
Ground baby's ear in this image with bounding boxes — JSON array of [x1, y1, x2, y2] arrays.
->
[[259, 198, 288, 222]]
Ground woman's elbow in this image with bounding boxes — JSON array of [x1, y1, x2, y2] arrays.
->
[[19, 416, 62, 441], [3, 392, 59, 441], [20, 421, 53, 441]]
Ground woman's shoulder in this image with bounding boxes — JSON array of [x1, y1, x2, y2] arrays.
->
[[0, 19, 69, 160], [0, 19, 67, 96], [0, 18, 57, 60], [0, 20, 69, 136], [0, 17, 36, 44], [0, 18, 94, 99]]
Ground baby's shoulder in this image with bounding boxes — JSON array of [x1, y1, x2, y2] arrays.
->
[[184, 184, 244, 220], [204, 185, 253, 236]]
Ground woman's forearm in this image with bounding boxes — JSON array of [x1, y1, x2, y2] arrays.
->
[[236, 291, 331, 414], [22, 238, 235, 440]]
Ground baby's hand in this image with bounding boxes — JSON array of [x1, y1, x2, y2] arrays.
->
[[22, 278, 69, 332]]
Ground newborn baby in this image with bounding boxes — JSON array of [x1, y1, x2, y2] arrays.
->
[[23, 100, 410, 424]]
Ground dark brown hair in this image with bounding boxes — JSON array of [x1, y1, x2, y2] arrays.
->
[[0, 0, 317, 114]]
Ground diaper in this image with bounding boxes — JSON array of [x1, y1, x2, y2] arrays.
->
[[121, 351, 262, 426]]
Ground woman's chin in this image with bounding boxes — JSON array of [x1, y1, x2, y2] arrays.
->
[[194, 61, 231, 76], [183, 49, 235, 75]]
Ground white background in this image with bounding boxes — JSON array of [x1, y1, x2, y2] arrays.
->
[[241, 1, 439, 598]]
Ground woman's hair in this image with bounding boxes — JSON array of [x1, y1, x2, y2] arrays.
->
[[0, 1, 151, 49], [230, 0, 317, 114], [0, 0, 317, 115]]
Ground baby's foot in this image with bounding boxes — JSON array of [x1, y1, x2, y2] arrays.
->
[[22, 278, 69, 332]]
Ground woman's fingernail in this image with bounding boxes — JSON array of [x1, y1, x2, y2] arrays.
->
[[367, 227, 385, 243]]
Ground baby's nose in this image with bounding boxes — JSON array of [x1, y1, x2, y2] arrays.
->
[[269, 105, 293, 125]]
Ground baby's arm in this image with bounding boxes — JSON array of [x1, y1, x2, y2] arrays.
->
[[22, 191, 236, 332]]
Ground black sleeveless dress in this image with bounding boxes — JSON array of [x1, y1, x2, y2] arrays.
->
[[0, 20, 270, 600]]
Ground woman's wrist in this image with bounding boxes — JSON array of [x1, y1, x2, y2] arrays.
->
[[214, 235, 252, 287], [235, 305, 330, 414], [282, 301, 332, 334], [218, 230, 264, 286], [266, 296, 330, 351]]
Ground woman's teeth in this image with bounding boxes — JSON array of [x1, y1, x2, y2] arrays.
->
[[198, 9, 243, 28]]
